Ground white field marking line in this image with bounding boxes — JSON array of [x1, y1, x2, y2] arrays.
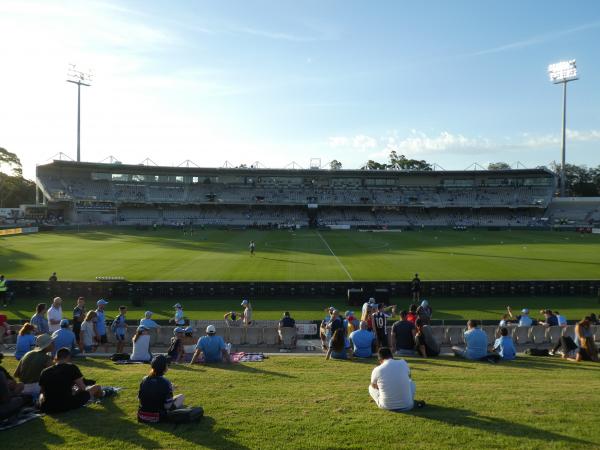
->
[[316, 231, 353, 281]]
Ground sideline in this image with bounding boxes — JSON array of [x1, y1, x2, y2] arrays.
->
[[316, 231, 353, 281]]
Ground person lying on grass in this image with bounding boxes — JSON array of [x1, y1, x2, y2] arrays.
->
[[190, 325, 230, 364]]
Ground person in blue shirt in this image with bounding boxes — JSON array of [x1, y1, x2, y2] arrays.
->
[[492, 327, 516, 360], [325, 329, 351, 360], [140, 311, 160, 330], [15, 323, 37, 360], [190, 325, 229, 364], [171, 303, 185, 326], [452, 320, 499, 361], [349, 321, 376, 358], [506, 306, 537, 327], [95, 299, 109, 352], [112, 306, 128, 354], [51, 319, 78, 356], [31, 303, 49, 335]]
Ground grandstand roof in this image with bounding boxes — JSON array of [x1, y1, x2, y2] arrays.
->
[[37, 160, 555, 179]]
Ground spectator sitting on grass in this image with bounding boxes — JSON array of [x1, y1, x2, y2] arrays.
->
[[167, 328, 185, 363], [31, 303, 49, 335], [492, 327, 516, 360], [344, 310, 360, 334], [51, 319, 78, 357], [224, 311, 241, 327], [349, 321, 376, 358], [452, 320, 500, 362], [0, 353, 29, 421], [13, 334, 54, 396], [406, 304, 418, 324], [0, 353, 24, 396], [190, 325, 230, 364], [15, 323, 36, 360], [325, 329, 351, 360], [390, 311, 416, 357], [369, 347, 422, 411], [138, 355, 199, 423], [131, 326, 152, 362], [415, 318, 440, 357], [140, 311, 160, 330], [38, 347, 109, 414], [568, 317, 598, 363]]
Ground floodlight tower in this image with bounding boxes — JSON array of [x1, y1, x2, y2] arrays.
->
[[67, 64, 93, 162], [548, 60, 578, 197]]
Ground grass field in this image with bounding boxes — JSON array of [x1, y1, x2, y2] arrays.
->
[[1, 228, 600, 281], [3, 296, 600, 323], [2, 355, 599, 449]]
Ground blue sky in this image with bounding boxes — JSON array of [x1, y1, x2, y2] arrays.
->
[[1, 0, 599, 178]]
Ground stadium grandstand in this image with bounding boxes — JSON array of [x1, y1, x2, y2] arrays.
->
[[32, 160, 582, 229]]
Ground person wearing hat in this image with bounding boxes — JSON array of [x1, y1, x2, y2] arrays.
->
[[506, 306, 536, 327], [241, 299, 252, 327], [167, 328, 185, 363], [138, 355, 197, 423], [95, 299, 109, 352], [47, 297, 63, 334], [190, 325, 229, 364], [51, 319, 78, 357], [171, 303, 185, 326], [38, 347, 106, 414], [131, 326, 152, 362], [140, 311, 160, 330], [416, 300, 432, 325], [223, 311, 241, 327], [344, 311, 360, 335], [13, 334, 54, 396]]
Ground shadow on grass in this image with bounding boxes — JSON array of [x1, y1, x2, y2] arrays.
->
[[2, 415, 66, 449], [201, 362, 295, 379], [411, 404, 595, 447], [77, 357, 122, 371], [257, 256, 316, 265], [161, 415, 250, 450], [55, 398, 162, 448]]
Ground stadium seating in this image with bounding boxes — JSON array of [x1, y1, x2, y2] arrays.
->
[[446, 327, 464, 346], [546, 326, 563, 345], [245, 327, 263, 345], [512, 327, 531, 344], [530, 326, 547, 344]]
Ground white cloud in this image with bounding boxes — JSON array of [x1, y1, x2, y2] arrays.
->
[[329, 134, 378, 151]]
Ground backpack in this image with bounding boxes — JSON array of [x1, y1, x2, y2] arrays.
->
[[525, 348, 549, 357], [110, 353, 130, 361], [167, 407, 204, 424]]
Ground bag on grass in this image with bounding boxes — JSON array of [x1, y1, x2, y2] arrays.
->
[[167, 407, 204, 424], [110, 353, 130, 361], [525, 348, 549, 357]]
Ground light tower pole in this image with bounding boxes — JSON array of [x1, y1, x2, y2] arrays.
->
[[548, 60, 578, 197], [67, 64, 93, 162]]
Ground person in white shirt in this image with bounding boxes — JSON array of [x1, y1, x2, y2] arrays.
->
[[369, 347, 418, 411], [131, 326, 152, 362], [47, 297, 63, 333]]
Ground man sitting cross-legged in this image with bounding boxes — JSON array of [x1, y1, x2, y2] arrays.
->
[[369, 347, 423, 411], [190, 325, 230, 364], [38, 347, 112, 414]]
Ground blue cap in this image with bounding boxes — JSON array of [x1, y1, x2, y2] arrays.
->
[[173, 327, 185, 335], [241, 299, 249, 306], [137, 325, 149, 332], [60, 319, 69, 327], [97, 299, 108, 306], [184, 326, 194, 333], [173, 303, 182, 308]]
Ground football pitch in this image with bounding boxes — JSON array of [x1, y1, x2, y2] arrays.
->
[[2, 228, 600, 281]]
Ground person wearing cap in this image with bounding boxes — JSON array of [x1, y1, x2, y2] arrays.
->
[[13, 334, 54, 396], [171, 303, 185, 326], [131, 326, 152, 362], [416, 300, 432, 325], [190, 325, 229, 364], [361, 298, 377, 323], [344, 311, 360, 334], [95, 299, 109, 352], [51, 319, 78, 357], [140, 311, 160, 330], [224, 311, 241, 327], [72, 297, 86, 351], [138, 355, 197, 423], [112, 306, 128, 354], [47, 297, 63, 333], [167, 328, 185, 363], [38, 347, 106, 414], [241, 299, 252, 327], [506, 306, 536, 327]]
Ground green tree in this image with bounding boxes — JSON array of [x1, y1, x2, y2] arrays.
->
[[360, 160, 388, 170], [550, 162, 599, 197], [487, 162, 511, 170], [388, 150, 432, 171], [329, 160, 342, 170], [0, 147, 35, 208], [0, 147, 23, 177]]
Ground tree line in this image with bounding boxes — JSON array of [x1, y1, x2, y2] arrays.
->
[[0, 148, 35, 208]]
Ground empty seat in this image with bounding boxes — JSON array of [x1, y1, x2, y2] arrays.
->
[[214, 327, 229, 343], [263, 327, 279, 345], [530, 326, 547, 344], [446, 327, 464, 346], [481, 326, 499, 343], [279, 327, 297, 349], [228, 327, 243, 345], [546, 326, 563, 345], [246, 327, 263, 345], [512, 326, 531, 344], [429, 326, 446, 346]]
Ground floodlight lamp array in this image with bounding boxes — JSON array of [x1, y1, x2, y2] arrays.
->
[[548, 60, 577, 83]]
